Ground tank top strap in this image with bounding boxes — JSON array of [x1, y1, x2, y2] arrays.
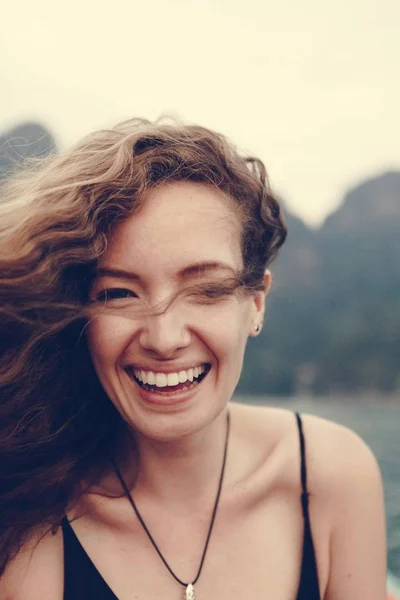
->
[[294, 412, 321, 599], [294, 412, 311, 519]]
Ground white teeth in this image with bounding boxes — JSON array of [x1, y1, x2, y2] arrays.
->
[[155, 373, 167, 387], [178, 370, 188, 383], [132, 364, 207, 387], [147, 371, 156, 385], [167, 372, 180, 386]]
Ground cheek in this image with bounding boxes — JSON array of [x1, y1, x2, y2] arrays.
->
[[195, 301, 251, 361], [226, 302, 253, 357], [86, 316, 136, 366]]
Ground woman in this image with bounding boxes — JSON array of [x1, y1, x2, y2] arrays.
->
[[0, 118, 387, 599]]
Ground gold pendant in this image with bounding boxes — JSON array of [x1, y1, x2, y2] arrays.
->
[[185, 583, 195, 599]]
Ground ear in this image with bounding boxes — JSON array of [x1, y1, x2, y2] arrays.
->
[[249, 270, 271, 336]]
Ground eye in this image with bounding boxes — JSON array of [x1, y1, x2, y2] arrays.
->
[[95, 288, 138, 302], [189, 283, 237, 303]]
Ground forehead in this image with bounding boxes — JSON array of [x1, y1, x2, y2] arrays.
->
[[100, 182, 243, 273]]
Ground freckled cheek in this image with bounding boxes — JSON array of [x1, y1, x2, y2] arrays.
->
[[86, 316, 139, 366], [196, 307, 250, 367]]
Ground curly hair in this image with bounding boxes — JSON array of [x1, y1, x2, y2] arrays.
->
[[0, 117, 287, 573]]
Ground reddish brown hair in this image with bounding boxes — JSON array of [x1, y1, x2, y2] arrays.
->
[[0, 117, 287, 573]]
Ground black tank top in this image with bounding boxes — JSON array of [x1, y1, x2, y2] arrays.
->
[[62, 412, 320, 599]]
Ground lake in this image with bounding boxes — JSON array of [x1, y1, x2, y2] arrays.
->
[[235, 395, 400, 576]]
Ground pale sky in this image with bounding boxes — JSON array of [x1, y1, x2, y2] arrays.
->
[[1, 0, 399, 226]]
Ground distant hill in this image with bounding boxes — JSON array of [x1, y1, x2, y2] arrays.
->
[[0, 122, 56, 181], [240, 171, 400, 396], [323, 171, 400, 232]]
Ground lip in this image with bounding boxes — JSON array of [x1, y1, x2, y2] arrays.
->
[[125, 365, 211, 408]]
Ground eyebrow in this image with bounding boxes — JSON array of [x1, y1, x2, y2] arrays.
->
[[95, 261, 238, 282]]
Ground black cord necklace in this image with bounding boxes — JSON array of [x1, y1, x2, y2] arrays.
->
[[112, 411, 230, 600]]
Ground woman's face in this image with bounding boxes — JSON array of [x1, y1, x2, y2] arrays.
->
[[87, 182, 268, 441]]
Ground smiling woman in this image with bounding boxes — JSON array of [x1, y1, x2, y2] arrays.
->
[[0, 118, 387, 600], [85, 181, 267, 441]]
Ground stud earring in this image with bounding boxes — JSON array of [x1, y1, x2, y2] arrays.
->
[[254, 323, 263, 333]]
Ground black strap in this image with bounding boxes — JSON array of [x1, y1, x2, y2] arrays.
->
[[295, 412, 310, 519], [294, 413, 321, 599]]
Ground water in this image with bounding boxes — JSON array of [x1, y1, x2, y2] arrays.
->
[[235, 395, 400, 576]]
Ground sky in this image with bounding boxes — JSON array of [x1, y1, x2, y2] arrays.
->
[[1, 0, 399, 226]]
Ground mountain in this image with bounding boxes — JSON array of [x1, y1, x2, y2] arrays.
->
[[240, 171, 400, 396], [0, 122, 56, 182], [323, 171, 400, 232]]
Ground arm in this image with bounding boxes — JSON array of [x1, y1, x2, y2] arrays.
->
[[324, 425, 387, 600]]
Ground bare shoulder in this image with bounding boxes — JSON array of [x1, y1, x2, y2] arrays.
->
[[297, 412, 387, 597], [232, 402, 387, 598], [232, 401, 383, 495], [294, 410, 384, 504], [0, 525, 63, 600]]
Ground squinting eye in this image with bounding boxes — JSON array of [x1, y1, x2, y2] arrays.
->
[[95, 288, 138, 302], [201, 287, 229, 298], [189, 285, 236, 303]]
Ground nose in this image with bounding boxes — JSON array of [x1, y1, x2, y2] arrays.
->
[[139, 309, 191, 358]]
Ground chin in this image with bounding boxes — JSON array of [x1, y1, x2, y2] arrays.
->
[[124, 397, 228, 444]]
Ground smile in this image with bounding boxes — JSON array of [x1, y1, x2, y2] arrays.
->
[[127, 364, 211, 393]]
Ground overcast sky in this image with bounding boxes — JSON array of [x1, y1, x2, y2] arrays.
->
[[2, 0, 399, 226]]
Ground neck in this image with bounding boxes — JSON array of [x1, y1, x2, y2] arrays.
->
[[125, 409, 230, 507]]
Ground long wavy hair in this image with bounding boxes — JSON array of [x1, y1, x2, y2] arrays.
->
[[0, 117, 287, 573]]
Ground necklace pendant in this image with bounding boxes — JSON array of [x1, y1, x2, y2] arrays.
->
[[185, 583, 196, 599]]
